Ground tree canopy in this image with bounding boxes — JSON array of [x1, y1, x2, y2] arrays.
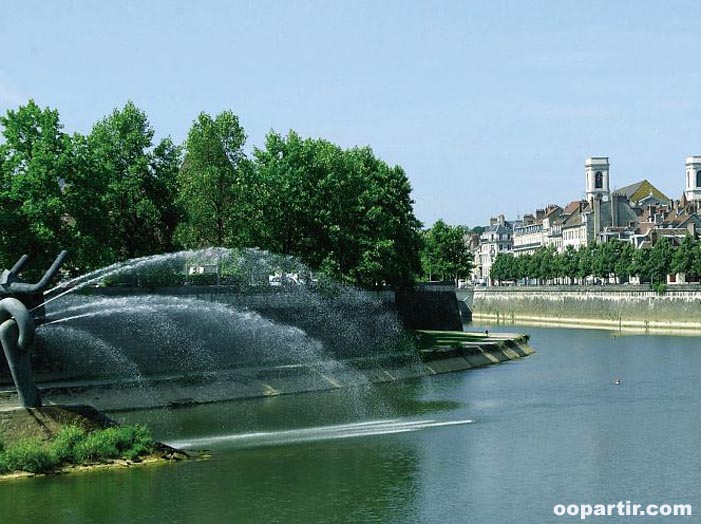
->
[[0, 101, 71, 278], [176, 111, 251, 249], [0, 101, 424, 289], [420, 220, 472, 283], [251, 131, 422, 288]]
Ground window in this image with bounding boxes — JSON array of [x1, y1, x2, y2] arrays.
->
[[697, 170, 701, 188], [595, 171, 603, 189]]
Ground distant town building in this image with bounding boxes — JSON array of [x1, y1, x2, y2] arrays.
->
[[474, 215, 514, 282], [472, 155, 697, 284], [585, 157, 610, 204], [684, 156, 701, 202], [617, 179, 669, 208]]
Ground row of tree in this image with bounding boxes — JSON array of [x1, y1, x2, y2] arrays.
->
[[489, 237, 700, 285], [0, 100, 471, 288]]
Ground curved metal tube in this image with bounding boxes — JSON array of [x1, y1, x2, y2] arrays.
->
[[6, 250, 68, 294], [0, 297, 35, 349], [0, 298, 40, 407], [10, 254, 29, 275]]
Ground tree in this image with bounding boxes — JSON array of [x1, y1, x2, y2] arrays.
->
[[692, 240, 701, 278], [349, 148, 423, 288], [517, 254, 532, 282], [61, 131, 114, 271], [560, 245, 579, 284], [87, 101, 181, 260], [176, 111, 252, 248], [252, 131, 422, 289], [671, 235, 696, 277], [0, 100, 70, 278], [576, 245, 593, 282], [535, 245, 557, 283], [614, 241, 635, 283], [491, 253, 516, 283], [647, 236, 673, 284], [629, 247, 649, 282], [149, 137, 183, 252], [421, 220, 472, 283]]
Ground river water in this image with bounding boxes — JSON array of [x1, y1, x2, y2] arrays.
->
[[2, 325, 701, 523]]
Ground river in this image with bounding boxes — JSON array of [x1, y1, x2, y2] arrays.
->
[[2, 324, 700, 523]]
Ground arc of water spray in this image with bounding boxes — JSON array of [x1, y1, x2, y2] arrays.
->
[[35, 248, 232, 312]]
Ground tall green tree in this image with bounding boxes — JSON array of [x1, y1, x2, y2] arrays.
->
[[671, 235, 696, 276], [647, 236, 673, 284], [176, 111, 252, 248], [491, 253, 516, 282], [87, 101, 181, 260], [253, 131, 422, 288], [420, 220, 472, 283], [629, 246, 649, 282], [560, 245, 579, 284], [614, 241, 635, 283], [0, 100, 70, 277], [61, 131, 111, 271]]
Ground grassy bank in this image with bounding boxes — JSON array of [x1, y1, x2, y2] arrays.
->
[[0, 424, 154, 474]]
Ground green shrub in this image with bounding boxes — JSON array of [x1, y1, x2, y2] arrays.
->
[[51, 425, 87, 462], [75, 425, 153, 463], [2, 438, 58, 474], [0, 424, 155, 474], [75, 429, 118, 462]]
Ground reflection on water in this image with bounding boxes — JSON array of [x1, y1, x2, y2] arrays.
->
[[3, 325, 701, 524]]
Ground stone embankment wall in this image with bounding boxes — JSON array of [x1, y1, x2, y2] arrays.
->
[[472, 285, 701, 330], [0, 335, 534, 412], [394, 289, 463, 331], [89, 284, 464, 332]]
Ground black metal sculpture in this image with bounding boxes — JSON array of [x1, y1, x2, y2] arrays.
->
[[0, 251, 67, 407]]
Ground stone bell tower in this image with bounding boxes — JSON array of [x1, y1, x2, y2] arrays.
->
[[684, 156, 701, 202], [585, 156, 610, 204]]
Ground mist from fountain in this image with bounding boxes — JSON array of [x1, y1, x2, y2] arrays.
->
[[9, 248, 419, 411]]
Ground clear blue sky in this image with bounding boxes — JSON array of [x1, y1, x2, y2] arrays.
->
[[1, 1, 700, 227]]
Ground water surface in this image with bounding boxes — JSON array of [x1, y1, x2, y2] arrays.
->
[[2, 325, 700, 523]]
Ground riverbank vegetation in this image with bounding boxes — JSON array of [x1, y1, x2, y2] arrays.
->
[[490, 236, 700, 285], [0, 424, 154, 475]]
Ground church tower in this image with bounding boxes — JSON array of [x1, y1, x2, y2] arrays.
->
[[585, 157, 610, 204], [684, 156, 701, 202]]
